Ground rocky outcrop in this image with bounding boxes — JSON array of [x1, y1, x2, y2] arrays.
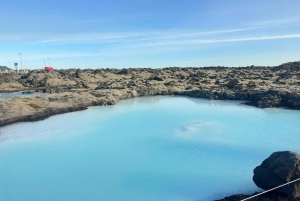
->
[[182, 89, 300, 109], [216, 151, 300, 201], [253, 151, 300, 197]]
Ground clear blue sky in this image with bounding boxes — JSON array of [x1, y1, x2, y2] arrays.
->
[[1, 0, 300, 69]]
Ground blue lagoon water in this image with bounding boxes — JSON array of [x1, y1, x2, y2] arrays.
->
[[1, 96, 300, 201]]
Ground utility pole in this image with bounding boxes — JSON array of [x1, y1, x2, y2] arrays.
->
[[47, 58, 50, 66], [44, 59, 46, 67], [18, 53, 23, 71]]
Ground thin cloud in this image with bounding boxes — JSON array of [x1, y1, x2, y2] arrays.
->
[[26, 32, 145, 45], [25, 28, 257, 45], [120, 28, 259, 42], [251, 16, 300, 27], [136, 34, 300, 47]]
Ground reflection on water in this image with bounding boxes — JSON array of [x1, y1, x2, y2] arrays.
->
[[0, 96, 300, 201]]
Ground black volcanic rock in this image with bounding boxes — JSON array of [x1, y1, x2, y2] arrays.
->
[[75, 69, 82, 78], [274, 61, 300, 72], [256, 94, 282, 108], [253, 151, 300, 197], [153, 76, 163, 81], [116, 69, 131, 75], [226, 79, 238, 88]]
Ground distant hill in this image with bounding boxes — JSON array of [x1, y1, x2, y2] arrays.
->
[[274, 61, 300, 71], [0, 66, 11, 71]]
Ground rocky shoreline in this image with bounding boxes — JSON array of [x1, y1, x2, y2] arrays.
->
[[1, 61, 300, 128], [1, 86, 299, 128], [0, 88, 180, 127]]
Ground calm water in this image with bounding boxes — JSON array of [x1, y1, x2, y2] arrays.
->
[[0, 92, 40, 99], [1, 96, 300, 201]]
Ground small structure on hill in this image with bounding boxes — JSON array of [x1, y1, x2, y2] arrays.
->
[[45, 67, 54, 71]]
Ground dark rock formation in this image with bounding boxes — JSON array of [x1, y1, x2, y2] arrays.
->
[[21, 71, 33, 79], [82, 81, 89, 88], [253, 151, 300, 197], [256, 94, 282, 108], [117, 69, 131, 75], [153, 76, 163, 81], [247, 81, 257, 88], [273, 61, 300, 72], [226, 79, 238, 88], [75, 69, 82, 78]]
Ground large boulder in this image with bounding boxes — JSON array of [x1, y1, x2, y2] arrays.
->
[[253, 151, 300, 197]]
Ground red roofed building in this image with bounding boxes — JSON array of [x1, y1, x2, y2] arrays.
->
[[45, 67, 54, 71]]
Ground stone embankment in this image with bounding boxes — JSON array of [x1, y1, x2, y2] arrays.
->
[[1, 61, 300, 127]]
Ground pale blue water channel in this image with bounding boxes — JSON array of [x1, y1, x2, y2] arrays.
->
[[1, 96, 300, 201], [0, 92, 39, 99]]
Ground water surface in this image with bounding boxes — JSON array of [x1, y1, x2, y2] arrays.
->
[[1, 96, 300, 201]]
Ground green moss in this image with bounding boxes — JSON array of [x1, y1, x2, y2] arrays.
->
[[92, 94, 105, 98], [187, 79, 196, 85], [20, 97, 31, 102], [27, 103, 42, 109]]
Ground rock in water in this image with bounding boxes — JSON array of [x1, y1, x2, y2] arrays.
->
[[253, 151, 300, 197]]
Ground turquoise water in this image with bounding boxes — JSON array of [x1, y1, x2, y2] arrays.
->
[[0, 92, 39, 99], [1, 96, 300, 201]]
